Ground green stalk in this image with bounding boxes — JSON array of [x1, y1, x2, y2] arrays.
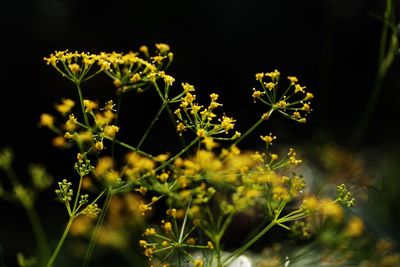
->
[[223, 220, 276, 266], [76, 83, 90, 127], [233, 108, 275, 146], [351, 0, 397, 147], [111, 92, 123, 162], [137, 101, 168, 149], [83, 191, 113, 267], [25, 207, 50, 264], [72, 174, 84, 213], [165, 104, 188, 149], [46, 216, 74, 267], [3, 166, 50, 263]]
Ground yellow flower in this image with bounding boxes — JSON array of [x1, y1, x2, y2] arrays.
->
[[39, 113, 55, 128], [155, 43, 170, 53], [197, 128, 206, 138], [103, 125, 119, 138], [202, 137, 218, 150], [294, 84, 306, 93], [144, 228, 156, 236], [219, 116, 235, 132], [83, 99, 98, 113], [194, 258, 203, 267], [55, 98, 75, 116], [344, 216, 364, 237], [287, 76, 298, 84], [260, 134, 276, 144], [252, 89, 263, 99], [68, 63, 80, 74]]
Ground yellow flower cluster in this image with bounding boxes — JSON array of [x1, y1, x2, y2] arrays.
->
[[252, 70, 314, 123], [43, 44, 172, 89], [174, 83, 240, 143]]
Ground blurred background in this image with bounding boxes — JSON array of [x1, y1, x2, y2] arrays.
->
[[1, 0, 400, 266]]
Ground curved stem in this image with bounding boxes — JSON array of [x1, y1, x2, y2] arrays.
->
[[83, 191, 113, 267], [46, 216, 74, 267]]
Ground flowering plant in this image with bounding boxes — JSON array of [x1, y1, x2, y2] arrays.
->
[[0, 42, 398, 267]]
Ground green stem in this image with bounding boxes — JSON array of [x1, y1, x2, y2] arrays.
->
[[46, 216, 74, 267], [25, 207, 50, 264], [223, 220, 276, 265], [76, 83, 90, 127], [102, 136, 154, 159], [83, 191, 113, 267], [137, 101, 168, 149], [233, 118, 263, 146], [351, 0, 396, 147], [165, 104, 187, 149], [233, 108, 274, 146], [72, 174, 83, 213], [111, 93, 123, 163]]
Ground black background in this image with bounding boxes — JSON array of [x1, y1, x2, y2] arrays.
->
[[1, 0, 400, 265]]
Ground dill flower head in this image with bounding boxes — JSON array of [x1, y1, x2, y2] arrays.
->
[[252, 70, 314, 123]]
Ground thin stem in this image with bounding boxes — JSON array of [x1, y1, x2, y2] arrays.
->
[[46, 216, 74, 267], [165, 104, 187, 149], [233, 117, 263, 146], [103, 136, 154, 159], [25, 206, 50, 264], [83, 191, 113, 267], [223, 220, 276, 265], [72, 174, 84, 213], [351, 0, 397, 147], [76, 83, 90, 127], [137, 101, 168, 149], [233, 108, 275, 146], [111, 92, 123, 162]]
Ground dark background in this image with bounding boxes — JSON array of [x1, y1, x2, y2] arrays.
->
[[1, 0, 400, 266]]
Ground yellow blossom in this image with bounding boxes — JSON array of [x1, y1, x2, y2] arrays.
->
[[305, 92, 314, 100], [52, 136, 66, 148], [344, 216, 364, 237], [55, 98, 75, 116], [277, 100, 287, 109], [252, 89, 263, 99], [144, 228, 156, 236], [294, 84, 306, 93], [103, 125, 119, 138], [265, 82, 275, 90], [219, 116, 235, 132], [194, 258, 203, 267], [260, 134, 276, 144], [144, 248, 153, 258], [139, 240, 147, 247], [155, 43, 170, 53], [202, 137, 218, 150], [39, 113, 55, 128], [255, 72, 264, 81], [287, 76, 298, 84], [163, 221, 172, 232], [68, 63, 80, 74], [95, 141, 104, 151], [197, 128, 206, 138], [83, 99, 98, 113]]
